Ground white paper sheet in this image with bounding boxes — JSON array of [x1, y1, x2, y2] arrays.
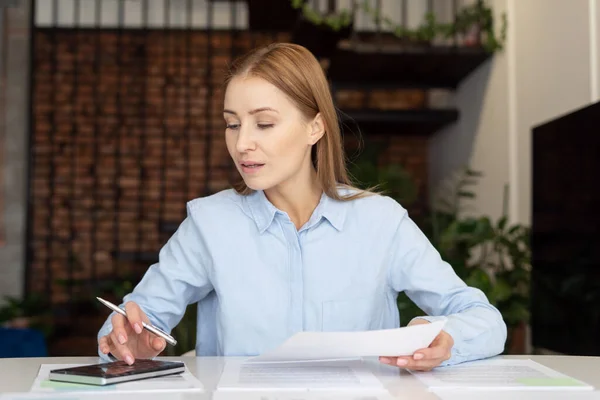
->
[[247, 319, 446, 363], [217, 359, 387, 392], [0, 394, 194, 400], [437, 392, 600, 400], [213, 391, 398, 400], [410, 358, 594, 391], [30, 364, 204, 393]]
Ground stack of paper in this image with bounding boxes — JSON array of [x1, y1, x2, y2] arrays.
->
[[1, 393, 198, 400], [216, 320, 447, 393], [217, 359, 386, 392], [410, 358, 594, 392], [437, 392, 600, 400], [214, 390, 398, 400]]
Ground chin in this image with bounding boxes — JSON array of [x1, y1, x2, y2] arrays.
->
[[242, 177, 275, 192], [243, 177, 278, 191]]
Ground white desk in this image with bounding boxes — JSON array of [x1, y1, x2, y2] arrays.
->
[[1, 355, 599, 399]]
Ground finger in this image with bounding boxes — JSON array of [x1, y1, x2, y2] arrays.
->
[[413, 344, 450, 362], [380, 356, 410, 367], [413, 334, 453, 362], [133, 333, 165, 360], [124, 302, 148, 335], [380, 355, 443, 371], [109, 330, 136, 365], [152, 337, 167, 352], [98, 335, 111, 355], [379, 356, 393, 365], [392, 356, 441, 371], [111, 313, 128, 345]]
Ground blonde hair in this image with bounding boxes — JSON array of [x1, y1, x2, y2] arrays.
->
[[223, 43, 374, 201]]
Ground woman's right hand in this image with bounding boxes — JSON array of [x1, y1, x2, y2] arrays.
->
[[98, 301, 166, 365]]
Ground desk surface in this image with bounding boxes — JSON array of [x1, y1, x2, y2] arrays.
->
[[1, 355, 599, 399]]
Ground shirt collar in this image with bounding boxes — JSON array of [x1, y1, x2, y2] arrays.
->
[[245, 190, 279, 234], [314, 191, 346, 231], [245, 189, 347, 234]]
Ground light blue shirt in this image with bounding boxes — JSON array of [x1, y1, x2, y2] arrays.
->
[[97, 188, 506, 366]]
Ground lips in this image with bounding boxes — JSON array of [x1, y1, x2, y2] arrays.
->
[[240, 161, 265, 174], [240, 162, 265, 168]]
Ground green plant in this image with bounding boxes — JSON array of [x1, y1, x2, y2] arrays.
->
[[291, 0, 354, 31], [349, 144, 418, 206], [0, 293, 54, 337], [429, 169, 531, 329], [359, 0, 507, 52], [290, 0, 507, 53], [359, 1, 439, 43], [451, 0, 508, 52]]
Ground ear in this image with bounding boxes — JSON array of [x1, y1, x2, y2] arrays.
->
[[307, 113, 326, 145]]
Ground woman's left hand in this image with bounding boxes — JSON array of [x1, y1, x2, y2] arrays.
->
[[379, 318, 454, 371]]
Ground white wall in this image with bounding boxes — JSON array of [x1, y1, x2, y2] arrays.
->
[[512, 0, 593, 224], [430, 0, 599, 226], [430, 0, 510, 221], [594, 0, 600, 101], [0, 1, 30, 305]]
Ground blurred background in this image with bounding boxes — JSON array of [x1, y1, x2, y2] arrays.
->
[[0, 0, 598, 359]]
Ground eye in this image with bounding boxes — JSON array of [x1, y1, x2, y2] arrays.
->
[[226, 123, 240, 130], [257, 124, 274, 129]]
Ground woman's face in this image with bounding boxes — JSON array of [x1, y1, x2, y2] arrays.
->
[[223, 76, 322, 192]]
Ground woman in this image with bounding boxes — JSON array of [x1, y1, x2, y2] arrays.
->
[[97, 43, 506, 371]]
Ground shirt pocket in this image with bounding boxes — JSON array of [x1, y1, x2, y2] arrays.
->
[[321, 295, 385, 332]]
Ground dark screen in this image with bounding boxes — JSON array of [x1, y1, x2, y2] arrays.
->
[[531, 100, 600, 355], [51, 359, 184, 378]]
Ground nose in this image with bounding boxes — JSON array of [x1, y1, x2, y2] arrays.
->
[[235, 125, 255, 153]]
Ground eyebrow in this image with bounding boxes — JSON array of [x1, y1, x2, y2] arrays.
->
[[223, 107, 279, 115]]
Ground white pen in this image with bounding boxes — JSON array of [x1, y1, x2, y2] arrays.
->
[[96, 297, 177, 346]]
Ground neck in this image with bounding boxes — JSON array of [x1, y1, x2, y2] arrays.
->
[[264, 167, 322, 230]]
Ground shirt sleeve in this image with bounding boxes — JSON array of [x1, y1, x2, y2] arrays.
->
[[387, 207, 507, 366], [97, 202, 213, 361]]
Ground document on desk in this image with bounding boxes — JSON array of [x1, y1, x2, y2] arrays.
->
[[1, 393, 200, 400], [436, 392, 600, 400], [30, 364, 204, 393], [1, 392, 393, 400], [247, 319, 446, 363], [214, 391, 398, 400], [1, 394, 197, 400], [217, 359, 386, 392], [410, 358, 594, 391]]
